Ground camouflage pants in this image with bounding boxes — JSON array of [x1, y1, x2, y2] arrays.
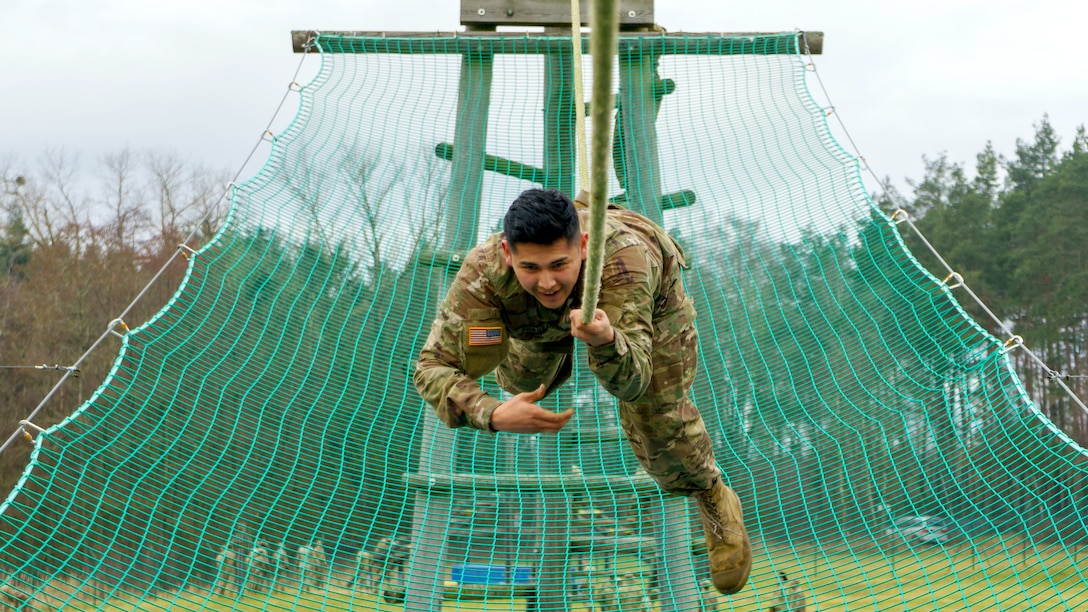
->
[[495, 318, 720, 497], [617, 319, 720, 496]]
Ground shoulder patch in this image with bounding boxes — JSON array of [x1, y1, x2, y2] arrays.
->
[[468, 326, 503, 346]]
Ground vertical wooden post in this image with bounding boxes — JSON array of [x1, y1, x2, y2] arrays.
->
[[617, 46, 664, 226], [444, 48, 495, 253], [530, 497, 574, 611], [404, 46, 494, 612], [403, 422, 456, 610], [655, 498, 702, 610], [544, 47, 576, 196]]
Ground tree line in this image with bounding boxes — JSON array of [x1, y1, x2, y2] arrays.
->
[[1, 115, 1085, 546], [0, 148, 437, 589], [683, 115, 1088, 545], [884, 116, 1088, 448], [0, 148, 230, 498]]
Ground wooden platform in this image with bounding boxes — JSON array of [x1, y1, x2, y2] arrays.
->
[[403, 471, 664, 494], [291, 30, 824, 55]]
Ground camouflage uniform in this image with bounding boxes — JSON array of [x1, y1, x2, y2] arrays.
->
[[414, 205, 721, 496]]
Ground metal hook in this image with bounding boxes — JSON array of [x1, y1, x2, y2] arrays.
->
[[19, 420, 45, 444], [1000, 335, 1024, 355], [108, 319, 129, 338], [942, 272, 964, 290]]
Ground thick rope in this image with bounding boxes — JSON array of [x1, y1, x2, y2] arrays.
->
[[579, 0, 619, 323], [570, 0, 590, 193]]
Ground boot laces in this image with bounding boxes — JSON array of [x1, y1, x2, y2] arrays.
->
[[698, 487, 743, 540], [698, 489, 727, 539]]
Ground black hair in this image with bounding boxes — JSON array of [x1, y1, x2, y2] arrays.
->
[[503, 188, 579, 251]]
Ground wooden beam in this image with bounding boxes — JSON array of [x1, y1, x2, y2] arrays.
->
[[292, 30, 824, 55], [461, 0, 652, 28], [404, 472, 664, 494], [433, 142, 695, 209], [434, 142, 544, 184], [613, 188, 695, 210]]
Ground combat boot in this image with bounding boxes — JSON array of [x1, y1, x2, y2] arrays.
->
[[695, 480, 751, 594]]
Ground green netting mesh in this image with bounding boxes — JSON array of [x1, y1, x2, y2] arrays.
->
[[1, 32, 1086, 611]]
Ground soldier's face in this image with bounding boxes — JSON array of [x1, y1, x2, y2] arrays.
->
[[502, 234, 587, 309]]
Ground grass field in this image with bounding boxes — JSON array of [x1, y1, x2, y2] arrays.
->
[[11, 537, 1086, 610]]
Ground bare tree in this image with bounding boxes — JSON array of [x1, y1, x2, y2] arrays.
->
[[0, 148, 231, 498], [404, 150, 448, 255], [0, 158, 26, 201], [15, 148, 90, 250], [345, 153, 402, 276], [147, 150, 187, 242], [99, 148, 149, 252], [185, 162, 230, 244], [146, 151, 229, 247]]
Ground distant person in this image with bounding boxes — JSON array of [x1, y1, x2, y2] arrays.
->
[[767, 572, 808, 611], [415, 188, 751, 593]]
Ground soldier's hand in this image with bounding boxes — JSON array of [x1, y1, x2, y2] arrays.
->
[[490, 384, 574, 434], [570, 308, 615, 347]]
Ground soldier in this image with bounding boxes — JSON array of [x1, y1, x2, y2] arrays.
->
[[767, 572, 809, 612], [415, 188, 751, 594]]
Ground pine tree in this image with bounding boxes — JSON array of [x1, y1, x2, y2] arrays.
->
[[0, 206, 31, 278]]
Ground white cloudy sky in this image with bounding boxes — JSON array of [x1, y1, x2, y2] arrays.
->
[[2, 0, 1085, 197]]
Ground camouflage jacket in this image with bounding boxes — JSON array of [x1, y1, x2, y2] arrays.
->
[[414, 206, 693, 431]]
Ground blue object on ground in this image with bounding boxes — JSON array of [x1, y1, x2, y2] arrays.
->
[[451, 564, 534, 585]]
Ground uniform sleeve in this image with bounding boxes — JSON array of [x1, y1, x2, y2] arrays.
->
[[586, 244, 655, 401], [413, 253, 506, 432]]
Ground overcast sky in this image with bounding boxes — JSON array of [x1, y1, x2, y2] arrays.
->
[[2, 0, 1085, 198]]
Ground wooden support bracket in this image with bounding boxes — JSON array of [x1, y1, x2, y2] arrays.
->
[[462, 0, 654, 28]]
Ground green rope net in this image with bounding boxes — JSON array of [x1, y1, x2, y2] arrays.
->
[[1, 32, 1086, 611]]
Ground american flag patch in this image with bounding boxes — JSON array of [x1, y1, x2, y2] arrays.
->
[[468, 326, 503, 346]]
